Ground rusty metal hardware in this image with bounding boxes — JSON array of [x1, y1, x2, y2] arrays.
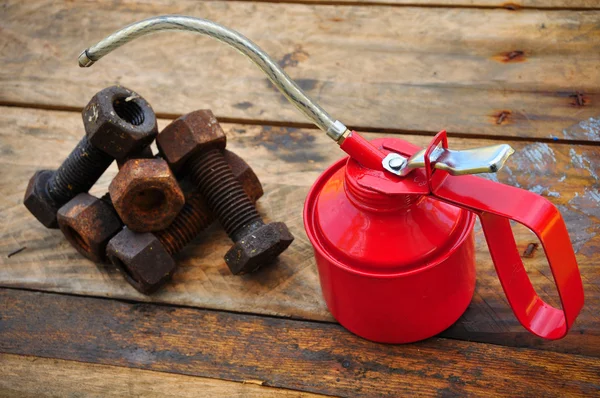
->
[[106, 150, 264, 294], [57, 193, 122, 263], [57, 148, 156, 262], [106, 227, 175, 294], [83, 86, 158, 159], [109, 158, 185, 232], [156, 150, 264, 255], [24, 86, 158, 228], [157, 110, 294, 275]]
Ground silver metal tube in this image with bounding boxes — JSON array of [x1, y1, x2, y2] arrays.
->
[[79, 15, 347, 141]]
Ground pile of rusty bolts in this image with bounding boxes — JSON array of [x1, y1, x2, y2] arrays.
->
[[23, 86, 293, 294]]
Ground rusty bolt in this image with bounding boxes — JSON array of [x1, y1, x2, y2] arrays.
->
[[109, 158, 185, 232], [24, 86, 158, 228], [155, 110, 226, 174], [106, 150, 263, 294], [57, 193, 122, 263], [157, 110, 294, 275]]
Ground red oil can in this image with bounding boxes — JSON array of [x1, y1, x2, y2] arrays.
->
[[304, 131, 584, 343]]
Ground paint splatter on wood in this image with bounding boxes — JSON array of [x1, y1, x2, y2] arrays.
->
[[561, 117, 600, 142], [570, 148, 598, 181], [569, 188, 600, 220]]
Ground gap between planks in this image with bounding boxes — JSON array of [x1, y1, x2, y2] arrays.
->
[[2, 101, 598, 147], [220, 0, 600, 11]]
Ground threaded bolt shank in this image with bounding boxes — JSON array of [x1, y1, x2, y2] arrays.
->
[[188, 149, 263, 241], [46, 136, 113, 205], [155, 194, 214, 255]]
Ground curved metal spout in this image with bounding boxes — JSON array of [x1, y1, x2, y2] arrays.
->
[[78, 15, 348, 141]]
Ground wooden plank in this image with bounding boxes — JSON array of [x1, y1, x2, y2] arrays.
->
[[259, 0, 600, 9], [1, 1, 600, 141], [0, 354, 325, 398], [1, 106, 599, 355], [1, 288, 599, 397]]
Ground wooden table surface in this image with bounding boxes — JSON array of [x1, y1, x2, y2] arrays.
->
[[1, 1, 599, 396]]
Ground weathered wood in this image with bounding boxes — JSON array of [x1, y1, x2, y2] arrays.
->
[[0, 353, 325, 398], [1, 106, 599, 355], [1, 289, 599, 398], [263, 0, 600, 9], [1, 1, 599, 141]]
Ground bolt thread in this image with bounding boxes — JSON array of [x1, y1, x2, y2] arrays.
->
[[188, 149, 262, 240], [47, 136, 113, 205], [155, 194, 214, 255]]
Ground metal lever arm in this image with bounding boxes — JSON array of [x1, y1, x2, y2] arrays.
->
[[407, 144, 514, 175], [382, 132, 514, 177]]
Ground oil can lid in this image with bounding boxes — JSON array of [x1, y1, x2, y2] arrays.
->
[[304, 138, 475, 276]]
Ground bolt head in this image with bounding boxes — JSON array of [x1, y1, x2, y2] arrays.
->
[[83, 86, 158, 160], [109, 158, 185, 232], [57, 193, 122, 263], [224, 222, 294, 275], [157, 110, 226, 173], [106, 228, 176, 294], [23, 170, 60, 228]]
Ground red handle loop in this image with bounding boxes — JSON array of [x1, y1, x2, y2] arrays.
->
[[423, 133, 584, 339]]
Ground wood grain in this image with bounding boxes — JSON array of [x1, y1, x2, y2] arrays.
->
[[1, 1, 599, 141], [0, 353, 325, 398], [1, 106, 599, 355], [1, 288, 599, 398], [250, 0, 600, 9]]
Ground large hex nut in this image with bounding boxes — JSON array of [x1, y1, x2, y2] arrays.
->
[[23, 170, 60, 228], [109, 158, 185, 232], [83, 85, 158, 160], [224, 222, 294, 275], [157, 110, 226, 173], [106, 228, 176, 294], [57, 193, 122, 263]]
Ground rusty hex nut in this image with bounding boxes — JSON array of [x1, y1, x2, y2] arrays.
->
[[23, 170, 60, 228], [57, 193, 122, 263], [106, 228, 176, 294], [156, 110, 226, 173], [109, 158, 185, 232], [83, 86, 158, 160], [224, 222, 294, 275]]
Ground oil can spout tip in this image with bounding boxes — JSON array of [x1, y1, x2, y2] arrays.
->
[[78, 50, 95, 68]]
